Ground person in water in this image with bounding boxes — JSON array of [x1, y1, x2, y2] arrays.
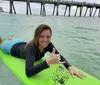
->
[[0, 24, 84, 78]]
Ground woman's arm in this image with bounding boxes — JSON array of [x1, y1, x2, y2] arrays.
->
[[48, 42, 85, 79], [48, 42, 71, 69], [25, 44, 49, 77]]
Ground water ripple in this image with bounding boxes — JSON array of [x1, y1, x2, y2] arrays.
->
[[75, 26, 99, 32], [76, 36, 95, 41]]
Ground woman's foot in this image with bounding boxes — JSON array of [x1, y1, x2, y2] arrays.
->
[[8, 36, 15, 40], [0, 36, 3, 44]]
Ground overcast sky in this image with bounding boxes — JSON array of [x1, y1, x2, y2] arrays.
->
[[0, 0, 100, 3], [0, 0, 100, 16], [70, 0, 100, 3]]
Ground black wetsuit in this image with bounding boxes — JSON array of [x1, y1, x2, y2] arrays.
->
[[11, 42, 71, 77]]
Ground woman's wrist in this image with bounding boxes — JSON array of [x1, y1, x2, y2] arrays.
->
[[46, 59, 51, 65], [68, 66, 72, 70]]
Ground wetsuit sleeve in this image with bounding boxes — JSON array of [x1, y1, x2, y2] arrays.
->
[[25, 44, 49, 77], [48, 42, 71, 69]]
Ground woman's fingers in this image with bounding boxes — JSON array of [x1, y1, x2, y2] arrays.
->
[[70, 71, 74, 77], [57, 56, 65, 63], [75, 71, 85, 79], [68, 67, 85, 79], [77, 73, 83, 79], [59, 61, 65, 64], [79, 72, 86, 78], [51, 48, 56, 54], [56, 54, 66, 64], [50, 51, 66, 64], [57, 56, 61, 60]]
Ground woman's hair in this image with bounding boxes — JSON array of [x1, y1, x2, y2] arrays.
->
[[0, 36, 2, 44], [25, 24, 52, 49]]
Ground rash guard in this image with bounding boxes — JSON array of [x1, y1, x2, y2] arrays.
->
[[11, 42, 71, 77]]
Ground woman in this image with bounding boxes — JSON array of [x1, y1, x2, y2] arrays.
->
[[0, 24, 84, 78]]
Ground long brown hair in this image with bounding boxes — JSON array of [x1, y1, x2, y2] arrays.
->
[[25, 24, 52, 49]]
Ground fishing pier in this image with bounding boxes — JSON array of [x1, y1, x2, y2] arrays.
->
[[5, 0, 100, 17]]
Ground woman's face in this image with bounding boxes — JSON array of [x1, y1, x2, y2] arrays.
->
[[38, 29, 51, 49]]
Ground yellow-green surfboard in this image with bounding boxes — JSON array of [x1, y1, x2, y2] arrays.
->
[[0, 49, 100, 85]]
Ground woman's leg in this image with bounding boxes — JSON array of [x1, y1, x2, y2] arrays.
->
[[0, 36, 26, 54], [0, 36, 14, 44], [8, 36, 15, 40], [0, 36, 16, 54]]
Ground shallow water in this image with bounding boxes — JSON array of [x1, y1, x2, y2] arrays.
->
[[0, 14, 100, 84]]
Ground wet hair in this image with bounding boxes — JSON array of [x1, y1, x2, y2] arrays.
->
[[25, 24, 52, 49]]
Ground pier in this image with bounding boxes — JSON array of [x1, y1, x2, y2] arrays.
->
[[5, 0, 100, 17], [0, 7, 4, 12]]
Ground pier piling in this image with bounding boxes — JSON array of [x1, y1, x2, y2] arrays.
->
[[5, 0, 100, 17]]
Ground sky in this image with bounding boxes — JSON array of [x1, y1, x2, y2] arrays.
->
[[0, 0, 100, 16], [70, 0, 100, 3], [1, 0, 100, 3]]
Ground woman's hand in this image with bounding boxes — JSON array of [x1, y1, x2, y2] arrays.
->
[[46, 48, 65, 65], [68, 66, 85, 79]]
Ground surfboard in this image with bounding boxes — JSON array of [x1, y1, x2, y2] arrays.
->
[[0, 49, 100, 85]]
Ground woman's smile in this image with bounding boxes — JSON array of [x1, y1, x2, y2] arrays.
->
[[38, 30, 51, 50]]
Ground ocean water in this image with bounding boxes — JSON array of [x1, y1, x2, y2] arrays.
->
[[0, 13, 100, 85]]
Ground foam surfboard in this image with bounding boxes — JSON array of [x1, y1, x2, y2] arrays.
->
[[0, 49, 100, 85]]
